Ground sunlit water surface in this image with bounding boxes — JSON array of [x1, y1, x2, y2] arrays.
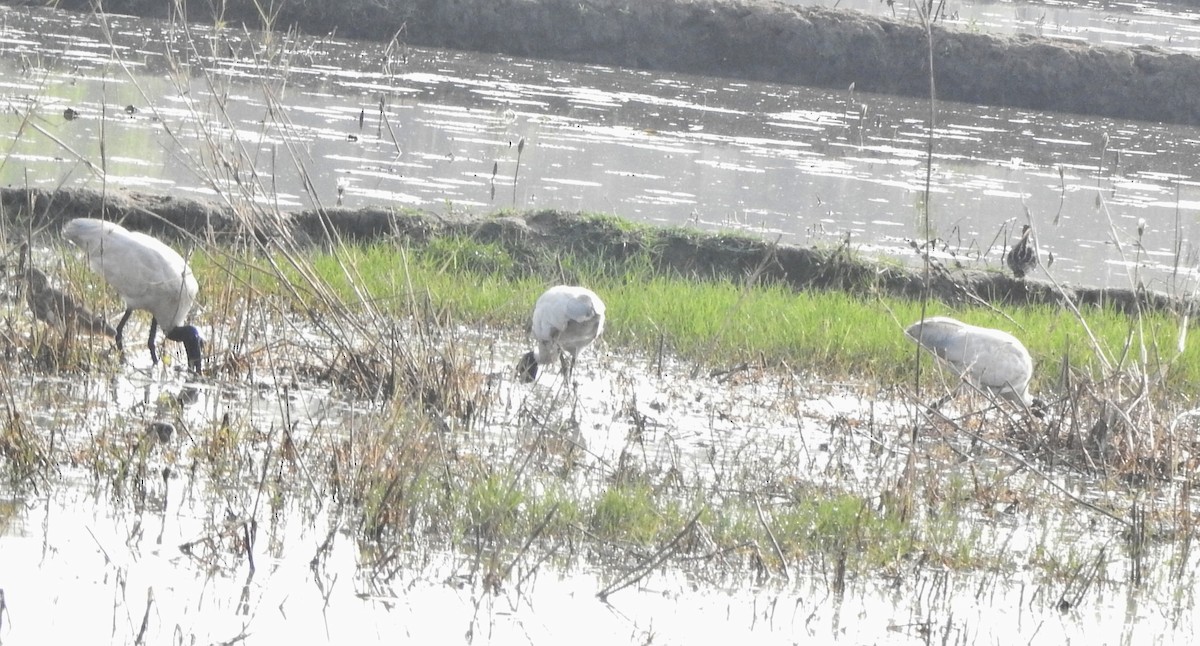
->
[[6, 504, 1195, 645], [0, 6, 1199, 290]]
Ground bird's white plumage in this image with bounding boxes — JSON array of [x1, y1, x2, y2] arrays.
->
[[62, 218, 197, 330], [530, 285, 605, 364], [905, 316, 1034, 405]]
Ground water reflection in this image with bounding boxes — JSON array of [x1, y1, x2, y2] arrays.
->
[[1, 6, 1199, 291], [3, 489, 1194, 644]]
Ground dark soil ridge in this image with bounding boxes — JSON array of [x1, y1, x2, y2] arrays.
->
[[4, 186, 1192, 320], [44, 0, 1200, 127]]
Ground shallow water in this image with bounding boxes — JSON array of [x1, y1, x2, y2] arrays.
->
[[1, 6, 1200, 291], [5, 496, 1194, 646], [0, 339, 1187, 645]]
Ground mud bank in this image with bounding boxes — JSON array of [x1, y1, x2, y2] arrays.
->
[[36, 0, 1200, 126], [3, 186, 1192, 319]]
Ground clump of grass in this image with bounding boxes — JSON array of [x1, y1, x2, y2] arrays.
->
[[463, 471, 525, 541], [20, 327, 115, 373], [422, 236, 517, 276], [591, 481, 663, 544], [72, 412, 163, 499], [0, 409, 50, 484], [706, 486, 972, 577], [180, 239, 1200, 394], [189, 413, 254, 480], [349, 412, 446, 544]]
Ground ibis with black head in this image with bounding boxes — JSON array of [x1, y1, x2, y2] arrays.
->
[[62, 218, 203, 373], [516, 285, 605, 383]]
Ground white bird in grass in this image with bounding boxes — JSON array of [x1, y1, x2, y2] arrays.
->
[[516, 285, 605, 383], [62, 218, 203, 373], [905, 316, 1042, 412]]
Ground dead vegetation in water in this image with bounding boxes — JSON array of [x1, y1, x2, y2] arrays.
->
[[907, 369, 1200, 487]]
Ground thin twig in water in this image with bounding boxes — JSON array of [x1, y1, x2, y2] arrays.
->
[[597, 509, 704, 602], [1053, 165, 1066, 225], [499, 504, 559, 582], [754, 497, 791, 583], [512, 137, 525, 207], [133, 587, 154, 645]]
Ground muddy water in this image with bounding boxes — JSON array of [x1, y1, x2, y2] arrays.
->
[[1, 7, 1200, 291]]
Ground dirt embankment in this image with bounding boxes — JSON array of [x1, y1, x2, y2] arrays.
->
[[4, 187, 1191, 318], [43, 0, 1200, 127]]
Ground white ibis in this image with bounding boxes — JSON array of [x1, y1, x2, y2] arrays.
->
[[516, 285, 605, 383], [1006, 224, 1037, 279], [905, 316, 1039, 410], [62, 218, 203, 373]]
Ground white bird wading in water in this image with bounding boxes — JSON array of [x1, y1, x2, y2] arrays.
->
[[62, 218, 204, 373], [517, 285, 605, 383], [905, 316, 1042, 413]]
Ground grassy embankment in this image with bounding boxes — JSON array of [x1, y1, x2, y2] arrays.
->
[[167, 230, 1199, 396]]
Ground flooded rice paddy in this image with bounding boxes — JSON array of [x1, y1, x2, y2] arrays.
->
[[2, 6, 1200, 291], [1, 3, 1200, 644]]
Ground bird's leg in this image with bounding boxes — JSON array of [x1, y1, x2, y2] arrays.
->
[[114, 308, 134, 353], [146, 318, 160, 365], [564, 350, 580, 387]]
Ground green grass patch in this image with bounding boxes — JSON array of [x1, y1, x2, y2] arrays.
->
[[57, 235, 1200, 394], [591, 481, 667, 544]]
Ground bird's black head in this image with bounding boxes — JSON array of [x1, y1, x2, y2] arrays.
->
[[516, 350, 538, 383], [166, 325, 204, 374]]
